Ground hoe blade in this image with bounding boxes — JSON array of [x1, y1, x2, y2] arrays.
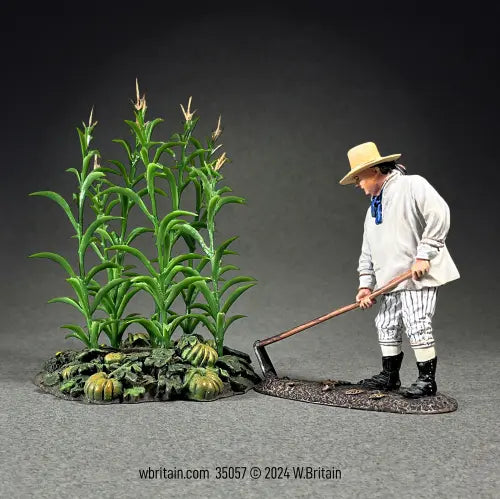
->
[[253, 341, 277, 378]]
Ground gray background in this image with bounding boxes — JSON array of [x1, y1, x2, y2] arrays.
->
[[1, 3, 499, 498]]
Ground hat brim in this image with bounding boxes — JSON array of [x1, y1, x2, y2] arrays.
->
[[339, 154, 401, 185]]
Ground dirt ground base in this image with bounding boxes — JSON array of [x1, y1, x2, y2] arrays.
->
[[254, 376, 458, 414]]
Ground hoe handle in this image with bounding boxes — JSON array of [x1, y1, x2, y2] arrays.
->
[[256, 270, 413, 348]]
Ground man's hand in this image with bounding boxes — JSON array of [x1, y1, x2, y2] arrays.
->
[[412, 258, 430, 280], [356, 288, 376, 309]]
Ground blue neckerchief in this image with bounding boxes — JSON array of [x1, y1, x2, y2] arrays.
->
[[370, 191, 383, 225]]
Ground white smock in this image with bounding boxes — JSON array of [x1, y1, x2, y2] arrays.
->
[[358, 170, 460, 292]]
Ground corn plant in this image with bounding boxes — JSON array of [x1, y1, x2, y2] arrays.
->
[[97, 92, 210, 348], [31, 82, 256, 352], [30, 112, 128, 348], [174, 101, 257, 356], [83, 86, 167, 348]]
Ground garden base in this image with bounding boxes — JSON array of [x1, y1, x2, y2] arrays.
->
[[254, 376, 458, 414], [33, 342, 261, 404]]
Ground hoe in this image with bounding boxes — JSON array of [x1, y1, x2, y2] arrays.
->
[[253, 270, 413, 378]]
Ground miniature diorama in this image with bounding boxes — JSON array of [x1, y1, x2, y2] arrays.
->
[[33, 82, 261, 403], [32, 87, 458, 414], [254, 142, 460, 414]]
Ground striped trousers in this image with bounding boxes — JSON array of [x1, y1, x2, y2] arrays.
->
[[375, 287, 438, 350]]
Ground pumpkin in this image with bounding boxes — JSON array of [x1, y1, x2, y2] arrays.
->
[[181, 341, 218, 367], [84, 372, 122, 402], [104, 352, 126, 364], [184, 367, 224, 401], [122, 332, 150, 347], [61, 365, 78, 380]]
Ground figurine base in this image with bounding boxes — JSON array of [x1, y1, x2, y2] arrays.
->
[[33, 343, 261, 404], [254, 376, 458, 414]]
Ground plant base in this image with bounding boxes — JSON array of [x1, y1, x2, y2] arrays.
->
[[254, 376, 458, 414], [34, 343, 261, 404]]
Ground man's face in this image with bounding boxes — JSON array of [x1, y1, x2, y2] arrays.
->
[[353, 168, 383, 196]]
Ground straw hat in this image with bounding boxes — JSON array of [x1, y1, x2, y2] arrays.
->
[[339, 142, 401, 185]]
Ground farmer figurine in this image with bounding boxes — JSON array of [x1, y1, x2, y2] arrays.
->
[[339, 142, 460, 398]]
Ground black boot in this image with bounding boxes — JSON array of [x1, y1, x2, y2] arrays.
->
[[402, 357, 437, 398], [359, 352, 404, 391]]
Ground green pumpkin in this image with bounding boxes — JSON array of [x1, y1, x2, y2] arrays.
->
[[181, 341, 218, 367], [84, 372, 122, 402], [61, 365, 78, 380], [122, 332, 150, 347], [104, 352, 126, 364], [184, 367, 224, 401]]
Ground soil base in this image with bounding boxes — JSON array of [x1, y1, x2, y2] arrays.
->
[[33, 342, 261, 404], [254, 376, 458, 414]]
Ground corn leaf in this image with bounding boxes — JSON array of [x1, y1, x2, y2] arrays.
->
[[164, 276, 208, 311], [65, 168, 80, 182], [167, 314, 194, 334], [224, 314, 247, 332], [189, 137, 203, 149], [162, 253, 205, 276], [140, 148, 150, 167], [81, 216, 122, 253], [145, 118, 164, 142], [48, 297, 84, 314], [175, 224, 210, 256], [130, 275, 162, 299], [187, 148, 210, 165], [66, 276, 88, 305], [216, 312, 225, 335], [192, 178, 203, 213], [85, 262, 122, 283], [221, 283, 256, 314], [196, 257, 211, 273], [62, 323, 91, 346], [219, 276, 256, 296], [130, 282, 162, 310], [157, 210, 196, 246], [185, 313, 216, 335], [116, 287, 141, 318], [132, 173, 146, 188], [89, 320, 102, 347], [77, 128, 87, 157], [29, 191, 78, 232], [79, 171, 105, 209], [214, 196, 245, 218], [126, 226, 154, 245], [125, 119, 146, 146], [29, 252, 76, 278], [137, 186, 167, 198], [114, 279, 132, 304], [81, 151, 99, 180], [90, 242, 104, 260], [99, 186, 154, 224], [107, 244, 158, 277], [95, 227, 115, 246], [161, 264, 199, 288], [212, 236, 239, 277], [192, 281, 218, 318], [207, 194, 220, 226], [112, 138, 133, 160], [107, 160, 129, 180], [219, 264, 239, 275], [124, 318, 162, 342], [157, 168, 178, 207], [153, 144, 176, 163], [190, 302, 211, 314], [146, 162, 160, 214], [91, 277, 130, 314]]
